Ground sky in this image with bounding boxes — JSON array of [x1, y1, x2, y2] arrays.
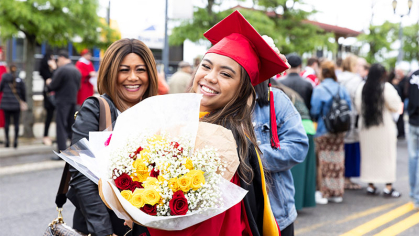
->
[[97, 0, 419, 65]]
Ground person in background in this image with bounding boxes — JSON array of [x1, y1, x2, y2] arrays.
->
[[355, 63, 402, 198], [406, 69, 419, 209], [311, 60, 351, 204], [76, 49, 96, 107], [157, 70, 169, 95], [335, 57, 343, 78], [394, 67, 407, 139], [253, 80, 308, 235], [273, 82, 317, 211], [301, 57, 320, 87], [0, 46, 7, 135], [168, 61, 192, 93], [39, 52, 57, 146], [46, 51, 81, 156], [357, 57, 369, 80], [0, 64, 26, 148], [338, 55, 363, 190], [277, 53, 313, 111]]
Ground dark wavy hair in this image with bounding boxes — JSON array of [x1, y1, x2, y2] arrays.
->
[[192, 66, 259, 184], [362, 63, 386, 128]]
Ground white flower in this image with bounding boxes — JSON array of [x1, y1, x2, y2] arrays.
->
[[262, 35, 280, 55]]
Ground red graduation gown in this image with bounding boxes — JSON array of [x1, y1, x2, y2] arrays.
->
[[76, 60, 95, 106]]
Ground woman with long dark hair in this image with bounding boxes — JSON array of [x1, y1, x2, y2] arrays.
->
[[39, 52, 57, 146], [355, 63, 402, 197], [132, 11, 287, 236]]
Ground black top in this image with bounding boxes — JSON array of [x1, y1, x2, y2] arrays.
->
[[277, 73, 313, 111], [407, 70, 419, 126], [0, 73, 26, 111], [47, 63, 81, 105], [67, 94, 131, 236]]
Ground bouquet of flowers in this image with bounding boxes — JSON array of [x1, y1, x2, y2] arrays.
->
[[55, 94, 247, 230], [109, 132, 227, 217]]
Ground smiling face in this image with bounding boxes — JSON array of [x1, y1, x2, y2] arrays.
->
[[117, 53, 149, 107], [192, 53, 242, 112]]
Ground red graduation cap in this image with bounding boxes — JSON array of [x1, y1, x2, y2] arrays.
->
[[204, 10, 286, 149], [204, 10, 288, 86], [80, 49, 90, 56]]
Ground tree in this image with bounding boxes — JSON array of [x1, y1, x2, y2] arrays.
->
[[170, 0, 335, 55], [0, 0, 117, 138], [357, 21, 398, 64], [256, 0, 335, 54], [402, 22, 419, 62]]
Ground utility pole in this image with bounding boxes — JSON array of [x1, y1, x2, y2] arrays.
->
[[392, 0, 413, 65], [163, 0, 169, 80], [107, 0, 111, 26]]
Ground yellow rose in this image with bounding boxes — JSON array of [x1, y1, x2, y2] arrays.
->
[[169, 178, 180, 192], [143, 177, 159, 189], [184, 158, 194, 170], [188, 170, 206, 191], [177, 175, 192, 192], [148, 135, 164, 147], [158, 175, 166, 183], [121, 190, 133, 201], [131, 160, 149, 183], [139, 149, 150, 163], [131, 170, 149, 183], [143, 188, 161, 205], [130, 189, 145, 208]]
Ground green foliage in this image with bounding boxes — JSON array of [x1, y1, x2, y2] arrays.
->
[[170, 0, 336, 55], [357, 21, 399, 64], [402, 22, 419, 62], [0, 0, 117, 49]]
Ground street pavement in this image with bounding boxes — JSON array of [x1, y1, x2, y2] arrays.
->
[[0, 139, 418, 235]]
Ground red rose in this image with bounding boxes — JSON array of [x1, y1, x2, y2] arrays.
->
[[150, 168, 160, 178], [129, 181, 143, 192], [140, 204, 157, 216], [169, 191, 188, 215], [115, 173, 132, 190]]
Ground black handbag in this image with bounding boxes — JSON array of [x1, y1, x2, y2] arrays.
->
[[44, 97, 112, 236]]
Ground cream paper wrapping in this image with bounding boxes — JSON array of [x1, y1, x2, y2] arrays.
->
[[54, 93, 247, 230]]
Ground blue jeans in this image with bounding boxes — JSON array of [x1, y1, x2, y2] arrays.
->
[[408, 124, 419, 207]]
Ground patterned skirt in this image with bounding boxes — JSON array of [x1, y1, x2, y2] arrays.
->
[[315, 133, 345, 198]]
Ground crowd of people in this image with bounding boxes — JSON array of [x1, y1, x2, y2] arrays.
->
[[271, 53, 419, 212], [0, 10, 418, 236]]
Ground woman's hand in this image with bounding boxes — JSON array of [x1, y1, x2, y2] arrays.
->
[[124, 220, 133, 229]]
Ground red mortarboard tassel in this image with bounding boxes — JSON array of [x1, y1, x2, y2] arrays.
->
[[269, 81, 280, 149]]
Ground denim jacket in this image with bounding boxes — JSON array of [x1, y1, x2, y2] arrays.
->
[[253, 88, 309, 230], [310, 78, 352, 137]]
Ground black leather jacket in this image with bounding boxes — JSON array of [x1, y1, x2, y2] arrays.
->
[[67, 94, 131, 236]]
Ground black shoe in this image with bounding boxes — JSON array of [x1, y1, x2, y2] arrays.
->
[[367, 186, 379, 195], [5, 141, 9, 148], [383, 188, 401, 198], [13, 142, 18, 149], [50, 156, 62, 161]]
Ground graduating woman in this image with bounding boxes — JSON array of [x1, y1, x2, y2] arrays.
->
[[69, 38, 159, 236], [132, 10, 288, 236]]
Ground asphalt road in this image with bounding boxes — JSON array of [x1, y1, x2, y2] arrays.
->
[[0, 140, 417, 236]]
